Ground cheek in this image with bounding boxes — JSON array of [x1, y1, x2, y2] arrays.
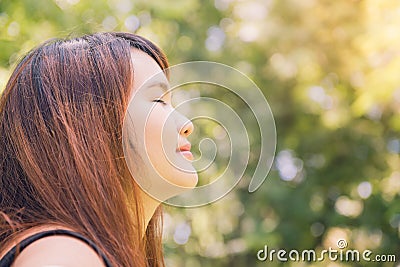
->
[[144, 107, 177, 158]]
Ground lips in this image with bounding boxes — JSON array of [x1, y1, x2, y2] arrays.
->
[[177, 143, 193, 161]]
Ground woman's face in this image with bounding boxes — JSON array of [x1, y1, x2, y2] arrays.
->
[[123, 49, 198, 200]]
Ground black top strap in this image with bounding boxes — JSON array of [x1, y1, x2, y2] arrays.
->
[[0, 229, 112, 267]]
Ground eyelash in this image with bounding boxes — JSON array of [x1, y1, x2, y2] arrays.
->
[[153, 99, 167, 105]]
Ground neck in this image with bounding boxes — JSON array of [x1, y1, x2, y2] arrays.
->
[[140, 190, 161, 236]]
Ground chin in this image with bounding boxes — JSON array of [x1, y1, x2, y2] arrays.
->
[[164, 154, 198, 189]]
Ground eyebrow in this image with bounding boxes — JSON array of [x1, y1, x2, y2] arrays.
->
[[146, 81, 170, 93]]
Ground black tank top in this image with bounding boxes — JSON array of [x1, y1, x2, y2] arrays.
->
[[0, 229, 112, 267]]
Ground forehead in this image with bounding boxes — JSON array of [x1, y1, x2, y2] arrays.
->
[[130, 49, 166, 91]]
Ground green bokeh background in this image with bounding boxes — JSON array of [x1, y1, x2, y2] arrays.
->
[[1, 0, 399, 266]]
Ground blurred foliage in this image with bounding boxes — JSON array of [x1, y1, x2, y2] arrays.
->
[[1, 0, 400, 266]]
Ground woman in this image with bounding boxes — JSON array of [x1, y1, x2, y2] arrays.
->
[[0, 32, 197, 266]]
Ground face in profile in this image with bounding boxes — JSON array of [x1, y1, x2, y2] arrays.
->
[[123, 49, 198, 201]]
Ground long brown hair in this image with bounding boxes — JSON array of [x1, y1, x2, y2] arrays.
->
[[0, 32, 168, 267]]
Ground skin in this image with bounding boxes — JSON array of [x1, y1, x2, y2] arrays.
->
[[12, 234, 105, 267], [127, 49, 198, 229], [2, 49, 198, 266]]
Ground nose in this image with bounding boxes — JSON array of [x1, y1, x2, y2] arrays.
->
[[174, 110, 194, 137]]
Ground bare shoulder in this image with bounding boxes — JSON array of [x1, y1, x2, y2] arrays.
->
[[12, 235, 106, 267]]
